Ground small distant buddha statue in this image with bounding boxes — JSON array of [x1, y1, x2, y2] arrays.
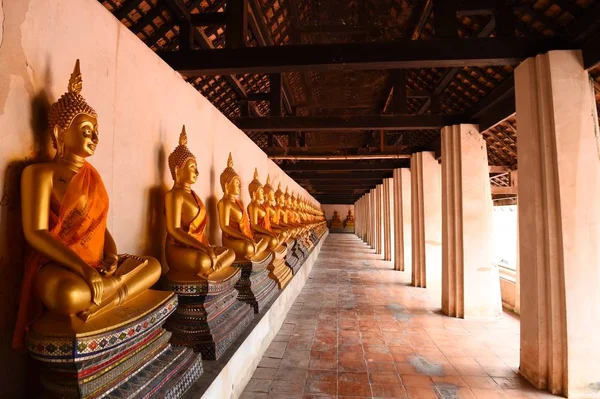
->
[[13, 60, 162, 349], [217, 153, 268, 261], [273, 183, 296, 238], [247, 168, 279, 250], [344, 209, 355, 228], [331, 210, 343, 228], [164, 126, 237, 281], [263, 175, 288, 242]]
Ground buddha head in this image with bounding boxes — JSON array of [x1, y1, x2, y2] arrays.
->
[[220, 152, 241, 197], [264, 175, 275, 205], [168, 125, 198, 185], [291, 192, 298, 211], [275, 183, 285, 207], [48, 60, 99, 160], [284, 187, 292, 208], [248, 168, 265, 203]]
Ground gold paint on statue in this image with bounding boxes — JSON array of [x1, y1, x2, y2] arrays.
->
[[247, 168, 279, 250], [14, 60, 162, 348], [217, 153, 269, 261], [164, 126, 237, 282], [344, 210, 355, 228]]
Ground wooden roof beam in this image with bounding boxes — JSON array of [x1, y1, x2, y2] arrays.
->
[[280, 160, 407, 172], [157, 37, 573, 75], [287, 171, 394, 180], [234, 114, 462, 132]]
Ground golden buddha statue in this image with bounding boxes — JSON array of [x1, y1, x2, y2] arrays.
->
[[247, 168, 279, 250], [13, 60, 162, 349], [263, 175, 288, 242], [217, 153, 268, 261], [164, 126, 237, 282], [330, 210, 343, 228], [344, 209, 355, 228]]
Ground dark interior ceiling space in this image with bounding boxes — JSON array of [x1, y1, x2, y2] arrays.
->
[[99, 0, 600, 204]]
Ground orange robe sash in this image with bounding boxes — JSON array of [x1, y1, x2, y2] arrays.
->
[[187, 191, 209, 246], [13, 162, 109, 350], [257, 204, 272, 232], [234, 199, 254, 240]]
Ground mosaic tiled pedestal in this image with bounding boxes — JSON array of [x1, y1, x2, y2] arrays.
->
[[284, 238, 301, 274], [233, 251, 279, 313], [269, 244, 293, 289], [27, 290, 201, 399], [164, 269, 254, 360]]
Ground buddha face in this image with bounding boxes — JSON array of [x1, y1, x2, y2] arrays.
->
[[276, 194, 285, 207], [266, 190, 275, 204], [177, 158, 198, 185], [225, 176, 241, 196], [60, 113, 99, 158], [256, 186, 265, 202]]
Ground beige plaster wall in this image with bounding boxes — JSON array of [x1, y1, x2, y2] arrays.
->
[[322, 204, 353, 221], [0, 0, 315, 395]]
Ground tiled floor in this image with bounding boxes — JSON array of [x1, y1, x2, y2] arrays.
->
[[241, 234, 560, 399]]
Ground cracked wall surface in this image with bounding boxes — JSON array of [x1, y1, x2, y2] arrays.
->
[[0, 0, 317, 396]]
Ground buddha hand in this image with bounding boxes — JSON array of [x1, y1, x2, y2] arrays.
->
[[82, 267, 104, 305], [99, 254, 119, 276]]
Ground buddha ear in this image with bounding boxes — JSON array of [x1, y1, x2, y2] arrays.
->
[[51, 125, 64, 160]]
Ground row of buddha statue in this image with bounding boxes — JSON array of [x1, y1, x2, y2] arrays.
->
[[12, 60, 327, 398]]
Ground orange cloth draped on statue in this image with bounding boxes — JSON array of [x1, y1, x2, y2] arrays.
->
[[186, 191, 209, 246], [234, 200, 254, 240], [258, 204, 272, 232], [13, 162, 109, 350]]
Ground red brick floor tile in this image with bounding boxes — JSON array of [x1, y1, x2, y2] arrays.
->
[[339, 358, 369, 372], [304, 370, 337, 396], [431, 375, 467, 387], [471, 388, 509, 398], [404, 386, 440, 399], [400, 375, 434, 387], [395, 363, 427, 376], [367, 361, 398, 373], [369, 371, 402, 385], [371, 383, 408, 398], [461, 376, 501, 389]]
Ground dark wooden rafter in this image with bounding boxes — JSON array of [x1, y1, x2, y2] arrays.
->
[[234, 114, 463, 132], [225, 0, 247, 49], [418, 15, 497, 114], [163, 0, 264, 119], [288, 171, 394, 180], [156, 37, 574, 75], [280, 160, 407, 172]]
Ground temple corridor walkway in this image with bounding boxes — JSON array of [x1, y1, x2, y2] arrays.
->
[[241, 234, 558, 399]]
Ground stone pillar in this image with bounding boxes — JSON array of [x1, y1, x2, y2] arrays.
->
[[375, 184, 383, 255], [393, 168, 411, 272], [383, 178, 394, 262], [515, 50, 600, 398], [441, 124, 502, 319], [411, 152, 442, 288], [368, 191, 375, 248]]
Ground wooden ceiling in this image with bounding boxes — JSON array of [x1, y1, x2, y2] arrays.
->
[[100, 0, 600, 204]]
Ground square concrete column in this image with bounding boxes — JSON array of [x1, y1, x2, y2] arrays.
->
[[375, 184, 384, 255], [383, 178, 394, 262], [515, 50, 600, 398], [411, 152, 442, 288], [393, 168, 411, 272], [441, 124, 502, 319]]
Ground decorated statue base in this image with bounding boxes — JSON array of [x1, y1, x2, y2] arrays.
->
[[270, 244, 293, 289], [164, 269, 254, 360], [233, 251, 279, 313], [27, 290, 201, 399]]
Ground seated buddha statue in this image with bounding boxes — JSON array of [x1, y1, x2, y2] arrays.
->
[[13, 60, 161, 349], [274, 184, 297, 238], [330, 210, 343, 228], [217, 153, 268, 261], [263, 175, 288, 242], [164, 126, 237, 281], [344, 210, 355, 228], [247, 168, 278, 250]]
